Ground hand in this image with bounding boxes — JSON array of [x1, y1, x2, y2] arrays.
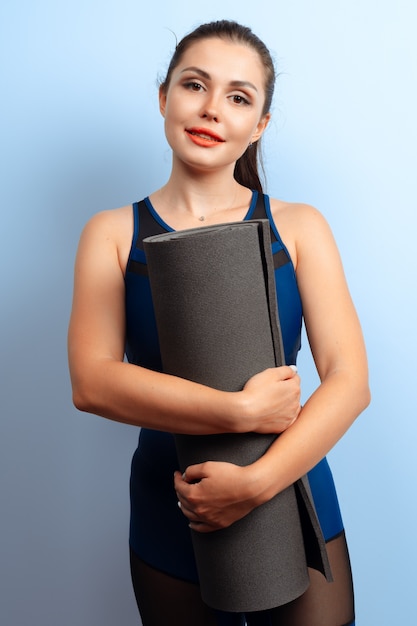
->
[[242, 365, 301, 434], [174, 462, 257, 533]]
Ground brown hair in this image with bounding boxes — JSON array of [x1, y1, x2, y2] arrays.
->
[[160, 20, 276, 192]]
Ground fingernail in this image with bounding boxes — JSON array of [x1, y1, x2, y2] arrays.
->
[[289, 365, 297, 372], [177, 501, 182, 509]]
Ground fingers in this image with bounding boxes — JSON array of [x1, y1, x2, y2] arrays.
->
[[174, 469, 199, 517], [174, 465, 223, 533], [176, 497, 197, 523], [189, 521, 217, 533], [275, 364, 299, 381], [247, 364, 294, 382], [175, 475, 214, 532], [174, 463, 254, 533], [177, 499, 224, 533], [180, 463, 207, 484]]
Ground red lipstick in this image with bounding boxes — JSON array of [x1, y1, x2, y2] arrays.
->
[[185, 127, 225, 147]]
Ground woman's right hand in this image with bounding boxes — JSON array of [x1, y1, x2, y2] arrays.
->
[[241, 365, 301, 434]]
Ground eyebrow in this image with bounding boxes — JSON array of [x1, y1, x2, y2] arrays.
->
[[180, 66, 258, 92]]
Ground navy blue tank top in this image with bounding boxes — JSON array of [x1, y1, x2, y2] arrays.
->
[[125, 192, 343, 582]]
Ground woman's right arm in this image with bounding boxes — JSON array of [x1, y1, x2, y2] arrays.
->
[[67, 210, 300, 435]]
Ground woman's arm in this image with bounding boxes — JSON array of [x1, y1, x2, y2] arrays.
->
[[68, 209, 302, 435], [175, 203, 370, 530]]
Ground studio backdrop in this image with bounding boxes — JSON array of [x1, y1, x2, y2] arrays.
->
[[1, 1, 416, 624]]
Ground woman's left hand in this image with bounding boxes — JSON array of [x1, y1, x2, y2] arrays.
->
[[174, 461, 259, 533]]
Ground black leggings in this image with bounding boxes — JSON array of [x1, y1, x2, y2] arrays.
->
[[130, 531, 355, 626]]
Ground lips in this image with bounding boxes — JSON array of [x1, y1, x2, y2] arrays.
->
[[185, 127, 225, 147]]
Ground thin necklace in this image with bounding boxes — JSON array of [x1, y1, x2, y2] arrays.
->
[[155, 187, 240, 222], [194, 188, 238, 222]]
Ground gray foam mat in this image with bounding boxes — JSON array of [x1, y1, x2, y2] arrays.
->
[[144, 220, 331, 611]]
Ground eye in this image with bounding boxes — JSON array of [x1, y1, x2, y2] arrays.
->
[[183, 81, 204, 92], [230, 94, 251, 106]]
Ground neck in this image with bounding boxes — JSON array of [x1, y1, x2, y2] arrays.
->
[[157, 162, 245, 221]]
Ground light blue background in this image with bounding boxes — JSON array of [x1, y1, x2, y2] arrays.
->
[[1, 1, 416, 624]]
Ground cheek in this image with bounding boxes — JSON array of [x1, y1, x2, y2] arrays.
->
[[162, 104, 183, 141], [165, 91, 195, 121], [230, 115, 260, 141]]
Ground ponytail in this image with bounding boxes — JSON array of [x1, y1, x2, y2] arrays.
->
[[234, 142, 264, 192]]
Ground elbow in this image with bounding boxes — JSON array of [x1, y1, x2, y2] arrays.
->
[[71, 379, 100, 415], [362, 383, 372, 412], [69, 356, 121, 418], [355, 378, 371, 417], [328, 367, 371, 420], [72, 389, 92, 414]]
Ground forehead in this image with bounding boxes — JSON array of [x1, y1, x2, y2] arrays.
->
[[175, 38, 265, 86]]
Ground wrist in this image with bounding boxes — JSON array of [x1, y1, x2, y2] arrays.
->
[[227, 391, 257, 433], [243, 457, 280, 507]]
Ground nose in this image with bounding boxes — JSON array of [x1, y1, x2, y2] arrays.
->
[[202, 108, 219, 122], [200, 93, 220, 122]]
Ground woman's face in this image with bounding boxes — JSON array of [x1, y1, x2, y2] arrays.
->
[[159, 38, 270, 173]]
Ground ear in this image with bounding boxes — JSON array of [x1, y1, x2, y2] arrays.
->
[[251, 112, 271, 144], [159, 85, 167, 117]]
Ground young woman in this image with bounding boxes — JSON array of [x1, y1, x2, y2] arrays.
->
[[68, 20, 370, 626]]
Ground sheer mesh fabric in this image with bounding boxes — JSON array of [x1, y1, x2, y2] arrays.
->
[[130, 531, 354, 626], [130, 549, 219, 626]]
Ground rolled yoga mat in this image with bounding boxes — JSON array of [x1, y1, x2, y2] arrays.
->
[[143, 220, 331, 612]]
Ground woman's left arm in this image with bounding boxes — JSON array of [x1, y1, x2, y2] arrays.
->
[[175, 203, 370, 532]]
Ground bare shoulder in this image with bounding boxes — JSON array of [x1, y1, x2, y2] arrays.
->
[[269, 198, 334, 269], [78, 204, 134, 271], [81, 204, 132, 239], [269, 197, 329, 231]]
